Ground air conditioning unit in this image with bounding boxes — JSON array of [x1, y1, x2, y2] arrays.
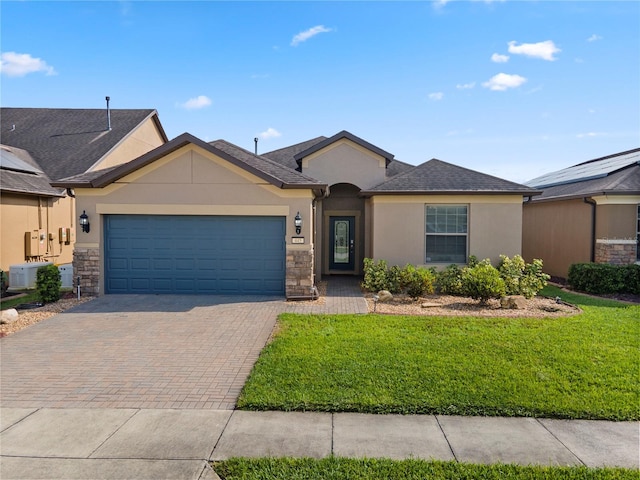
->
[[8, 262, 53, 290], [58, 263, 74, 288]]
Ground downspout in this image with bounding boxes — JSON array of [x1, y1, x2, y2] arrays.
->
[[583, 197, 597, 262]]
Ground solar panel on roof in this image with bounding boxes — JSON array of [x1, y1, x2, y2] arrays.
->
[[526, 150, 640, 188], [0, 148, 41, 174]]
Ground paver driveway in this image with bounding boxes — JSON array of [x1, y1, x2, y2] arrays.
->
[[1, 295, 285, 409]]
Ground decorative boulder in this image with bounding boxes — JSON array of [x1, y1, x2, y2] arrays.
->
[[377, 290, 393, 303], [0, 309, 19, 324], [500, 295, 527, 310]]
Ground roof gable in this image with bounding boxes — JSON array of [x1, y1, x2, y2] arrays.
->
[[362, 158, 539, 196], [0, 107, 168, 181], [293, 130, 394, 167], [52, 133, 327, 192]]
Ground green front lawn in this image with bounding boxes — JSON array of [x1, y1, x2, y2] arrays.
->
[[213, 458, 637, 480], [238, 287, 639, 420]]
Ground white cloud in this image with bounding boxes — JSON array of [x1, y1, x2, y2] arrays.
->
[[0, 52, 56, 77], [508, 40, 561, 61], [428, 92, 444, 101], [587, 34, 602, 42], [577, 132, 604, 138], [291, 25, 332, 46], [456, 82, 476, 90], [177, 95, 212, 110], [259, 127, 282, 139], [432, 0, 451, 8], [482, 73, 527, 91], [491, 53, 509, 63]]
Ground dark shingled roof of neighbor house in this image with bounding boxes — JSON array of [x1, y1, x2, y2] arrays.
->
[[0, 144, 64, 197], [0, 107, 167, 181], [361, 158, 540, 196]]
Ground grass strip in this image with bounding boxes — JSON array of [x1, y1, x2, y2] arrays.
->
[[238, 288, 639, 420], [213, 457, 637, 480]]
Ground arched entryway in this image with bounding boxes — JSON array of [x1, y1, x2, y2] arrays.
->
[[321, 183, 366, 275]]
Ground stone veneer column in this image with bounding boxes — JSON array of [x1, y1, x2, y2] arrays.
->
[[594, 239, 637, 266], [286, 247, 314, 298], [73, 247, 100, 296]]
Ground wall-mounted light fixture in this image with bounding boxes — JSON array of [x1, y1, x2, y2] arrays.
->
[[79, 210, 90, 233], [294, 212, 302, 235]]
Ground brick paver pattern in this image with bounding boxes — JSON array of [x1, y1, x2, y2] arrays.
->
[[1, 278, 367, 410]]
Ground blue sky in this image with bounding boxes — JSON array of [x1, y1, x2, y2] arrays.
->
[[1, 0, 638, 183]]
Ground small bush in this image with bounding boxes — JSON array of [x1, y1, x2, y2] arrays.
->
[[462, 259, 506, 304], [568, 263, 640, 295], [436, 264, 464, 295], [0, 270, 8, 296], [362, 258, 390, 292], [498, 255, 549, 299], [386, 265, 404, 294], [36, 264, 61, 304], [401, 264, 436, 299]]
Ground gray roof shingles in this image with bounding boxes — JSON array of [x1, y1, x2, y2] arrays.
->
[[0, 145, 64, 197], [0, 107, 166, 181], [53, 133, 326, 190], [532, 163, 640, 201], [362, 158, 539, 195]]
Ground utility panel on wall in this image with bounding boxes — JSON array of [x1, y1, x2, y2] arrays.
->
[[24, 231, 40, 256]]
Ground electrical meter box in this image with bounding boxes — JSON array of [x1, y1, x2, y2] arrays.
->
[[24, 231, 40, 257]]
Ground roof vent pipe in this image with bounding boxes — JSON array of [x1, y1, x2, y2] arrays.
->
[[106, 96, 112, 131], [254, 137, 258, 155]]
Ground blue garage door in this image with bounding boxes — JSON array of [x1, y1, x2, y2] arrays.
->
[[105, 215, 285, 295]]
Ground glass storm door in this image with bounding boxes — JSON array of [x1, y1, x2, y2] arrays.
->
[[329, 216, 355, 271]]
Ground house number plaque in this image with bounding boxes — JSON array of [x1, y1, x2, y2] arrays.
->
[[292, 237, 305, 244]]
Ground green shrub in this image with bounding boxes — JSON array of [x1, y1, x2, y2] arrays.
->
[[401, 264, 436, 299], [0, 270, 8, 296], [461, 259, 506, 304], [362, 258, 390, 292], [498, 255, 549, 299], [436, 264, 465, 295], [568, 263, 639, 295], [386, 265, 404, 294], [36, 264, 61, 304]]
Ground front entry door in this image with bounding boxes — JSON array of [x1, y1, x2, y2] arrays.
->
[[329, 216, 355, 271]]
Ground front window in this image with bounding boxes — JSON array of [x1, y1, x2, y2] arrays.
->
[[425, 205, 468, 263]]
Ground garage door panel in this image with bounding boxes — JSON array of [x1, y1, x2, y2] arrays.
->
[[105, 215, 285, 295]]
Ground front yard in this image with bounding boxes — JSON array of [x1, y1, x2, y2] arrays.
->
[[238, 286, 639, 420]]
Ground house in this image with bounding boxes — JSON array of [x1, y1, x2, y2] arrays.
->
[[522, 148, 640, 279], [0, 107, 168, 274], [53, 130, 538, 298]]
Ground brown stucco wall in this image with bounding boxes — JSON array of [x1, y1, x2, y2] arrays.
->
[[522, 198, 593, 279], [596, 204, 637, 239], [73, 144, 315, 297], [370, 195, 524, 268], [0, 193, 75, 273], [88, 116, 166, 171]]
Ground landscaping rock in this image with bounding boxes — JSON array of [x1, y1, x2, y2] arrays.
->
[[1, 309, 19, 324], [377, 290, 393, 303], [421, 302, 440, 308], [500, 295, 527, 309]]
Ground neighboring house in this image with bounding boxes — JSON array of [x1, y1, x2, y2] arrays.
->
[[0, 107, 168, 274], [522, 148, 640, 280], [53, 130, 538, 298]]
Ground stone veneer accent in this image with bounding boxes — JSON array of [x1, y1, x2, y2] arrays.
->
[[73, 247, 100, 296], [286, 248, 315, 298], [595, 239, 637, 266]]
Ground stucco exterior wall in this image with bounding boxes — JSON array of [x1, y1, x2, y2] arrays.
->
[[522, 198, 592, 279], [89, 116, 166, 171], [0, 193, 75, 273], [74, 144, 315, 296], [301, 140, 387, 190], [370, 195, 524, 268], [595, 203, 637, 239]]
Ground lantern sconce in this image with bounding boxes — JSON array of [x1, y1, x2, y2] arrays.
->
[[79, 210, 90, 233], [294, 212, 302, 235]]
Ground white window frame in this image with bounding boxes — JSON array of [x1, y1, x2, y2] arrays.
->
[[425, 204, 468, 264]]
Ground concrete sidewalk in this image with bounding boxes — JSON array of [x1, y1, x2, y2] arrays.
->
[[1, 408, 637, 479]]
